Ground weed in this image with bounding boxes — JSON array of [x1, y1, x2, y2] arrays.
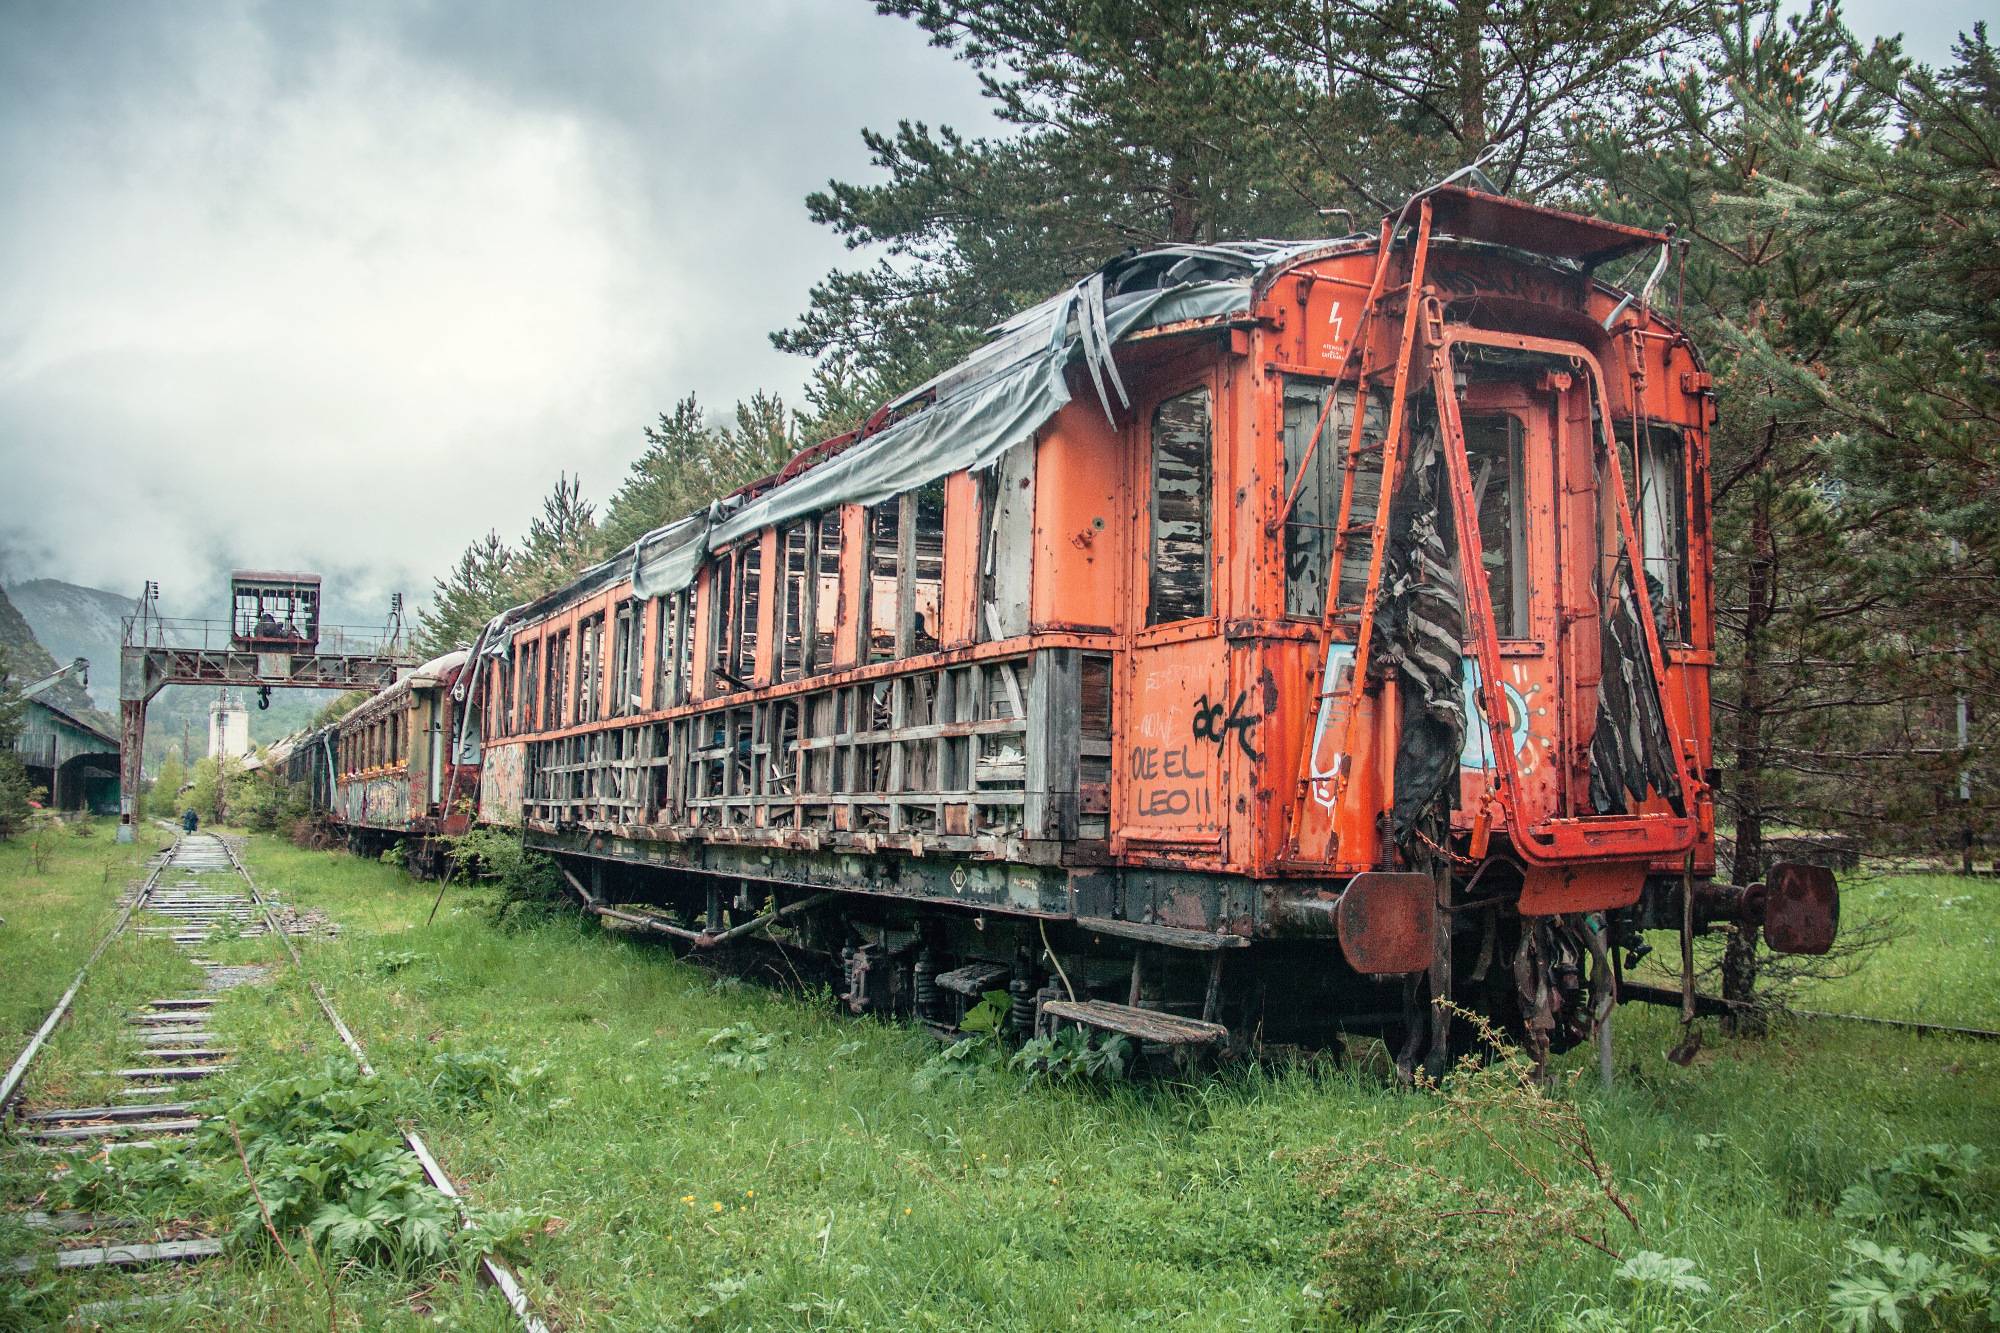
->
[[1825, 1143, 1998, 1330], [428, 1045, 546, 1111], [199, 1057, 548, 1274], [372, 947, 422, 976], [1299, 1008, 1639, 1319], [442, 822, 566, 929], [704, 1023, 776, 1073], [1616, 1249, 1712, 1295], [1011, 1025, 1133, 1084], [958, 987, 1011, 1036], [1837, 1143, 1991, 1228], [1829, 1233, 1998, 1331]]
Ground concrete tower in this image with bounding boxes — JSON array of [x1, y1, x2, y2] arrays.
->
[[209, 692, 251, 760]]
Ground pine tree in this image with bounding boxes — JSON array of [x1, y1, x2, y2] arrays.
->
[[596, 393, 803, 555], [512, 474, 600, 603], [1585, 1, 1999, 1011], [1724, 22, 2000, 859], [598, 398, 717, 554], [415, 529, 517, 657], [778, 0, 1715, 392], [0, 646, 29, 838]]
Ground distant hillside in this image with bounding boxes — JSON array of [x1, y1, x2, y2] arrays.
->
[[0, 582, 108, 726], [11, 578, 135, 710]]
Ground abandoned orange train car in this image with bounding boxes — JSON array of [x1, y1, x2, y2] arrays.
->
[[417, 184, 1835, 1068]]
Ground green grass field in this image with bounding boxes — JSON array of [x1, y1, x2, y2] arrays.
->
[[2, 825, 1996, 1329]]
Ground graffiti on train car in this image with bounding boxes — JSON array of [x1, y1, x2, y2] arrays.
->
[[1191, 691, 1262, 761], [1128, 741, 1211, 818], [1125, 657, 1226, 831]]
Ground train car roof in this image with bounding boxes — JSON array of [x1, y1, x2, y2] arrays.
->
[[475, 190, 1671, 656], [231, 569, 322, 585], [339, 649, 468, 728]]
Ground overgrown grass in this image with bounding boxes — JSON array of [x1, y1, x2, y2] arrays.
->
[[221, 842, 1997, 1331], [0, 816, 171, 1047], [1793, 872, 2000, 1028], [0, 823, 525, 1329], [5, 828, 1995, 1329]]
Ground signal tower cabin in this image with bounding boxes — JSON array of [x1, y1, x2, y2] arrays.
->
[[115, 572, 416, 842]]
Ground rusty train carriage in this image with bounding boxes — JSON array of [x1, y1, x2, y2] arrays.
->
[[325, 650, 477, 873], [326, 184, 1833, 1063]]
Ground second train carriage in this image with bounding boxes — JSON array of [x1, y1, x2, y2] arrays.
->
[[323, 650, 479, 873], [300, 184, 1837, 1065]]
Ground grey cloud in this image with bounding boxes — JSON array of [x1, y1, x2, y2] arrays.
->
[[1, 0, 1980, 617]]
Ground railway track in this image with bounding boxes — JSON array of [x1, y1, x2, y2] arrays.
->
[[0, 831, 547, 1330]]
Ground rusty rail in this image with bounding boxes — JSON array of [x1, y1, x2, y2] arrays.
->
[[1620, 982, 2000, 1042], [218, 840, 550, 1333]]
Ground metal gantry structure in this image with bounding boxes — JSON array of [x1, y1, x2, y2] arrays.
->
[[116, 578, 416, 842]]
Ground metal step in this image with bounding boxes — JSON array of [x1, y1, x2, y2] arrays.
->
[[1040, 999, 1229, 1047]]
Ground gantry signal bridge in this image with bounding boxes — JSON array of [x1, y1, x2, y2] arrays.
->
[[116, 576, 418, 841]]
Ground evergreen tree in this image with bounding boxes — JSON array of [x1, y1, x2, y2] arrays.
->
[[597, 397, 717, 554], [1725, 21, 2000, 860], [415, 529, 516, 656], [514, 473, 600, 602], [0, 647, 30, 838], [778, 0, 1714, 394], [1586, 1, 1999, 1009], [596, 393, 803, 555]]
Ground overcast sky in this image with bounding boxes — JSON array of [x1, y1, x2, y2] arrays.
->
[[0, 1, 1985, 621]]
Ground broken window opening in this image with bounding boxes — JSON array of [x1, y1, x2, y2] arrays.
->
[[610, 601, 638, 717], [814, 510, 843, 671], [1636, 424, 1691, 644], [495, 655, 514, 738], [517, 640, 539, 733], [577, 614, 604, 723], [734, 541, 763, 686], [1282, 380, 1386, 617], [1282, 379, 1341, 618], [1461, 411, 1529, 639], [866, 499, 901, 662], [779, 523, 811, 682], [654, 592, 688, 709], [708, 553, 737, 696], [910, 480, 945, 655], [1148, 387, 1213, 626], [545, 631, 569, 728]]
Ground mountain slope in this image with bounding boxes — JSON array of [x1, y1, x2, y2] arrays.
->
[[11, 579, 137, 710], [0, 583, 106, 724]]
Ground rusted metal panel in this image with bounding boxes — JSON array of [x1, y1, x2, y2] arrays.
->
[[1330, 873, 1434, 975], [1763, 862, 1840, 956], [479, 741, 527, 827]]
